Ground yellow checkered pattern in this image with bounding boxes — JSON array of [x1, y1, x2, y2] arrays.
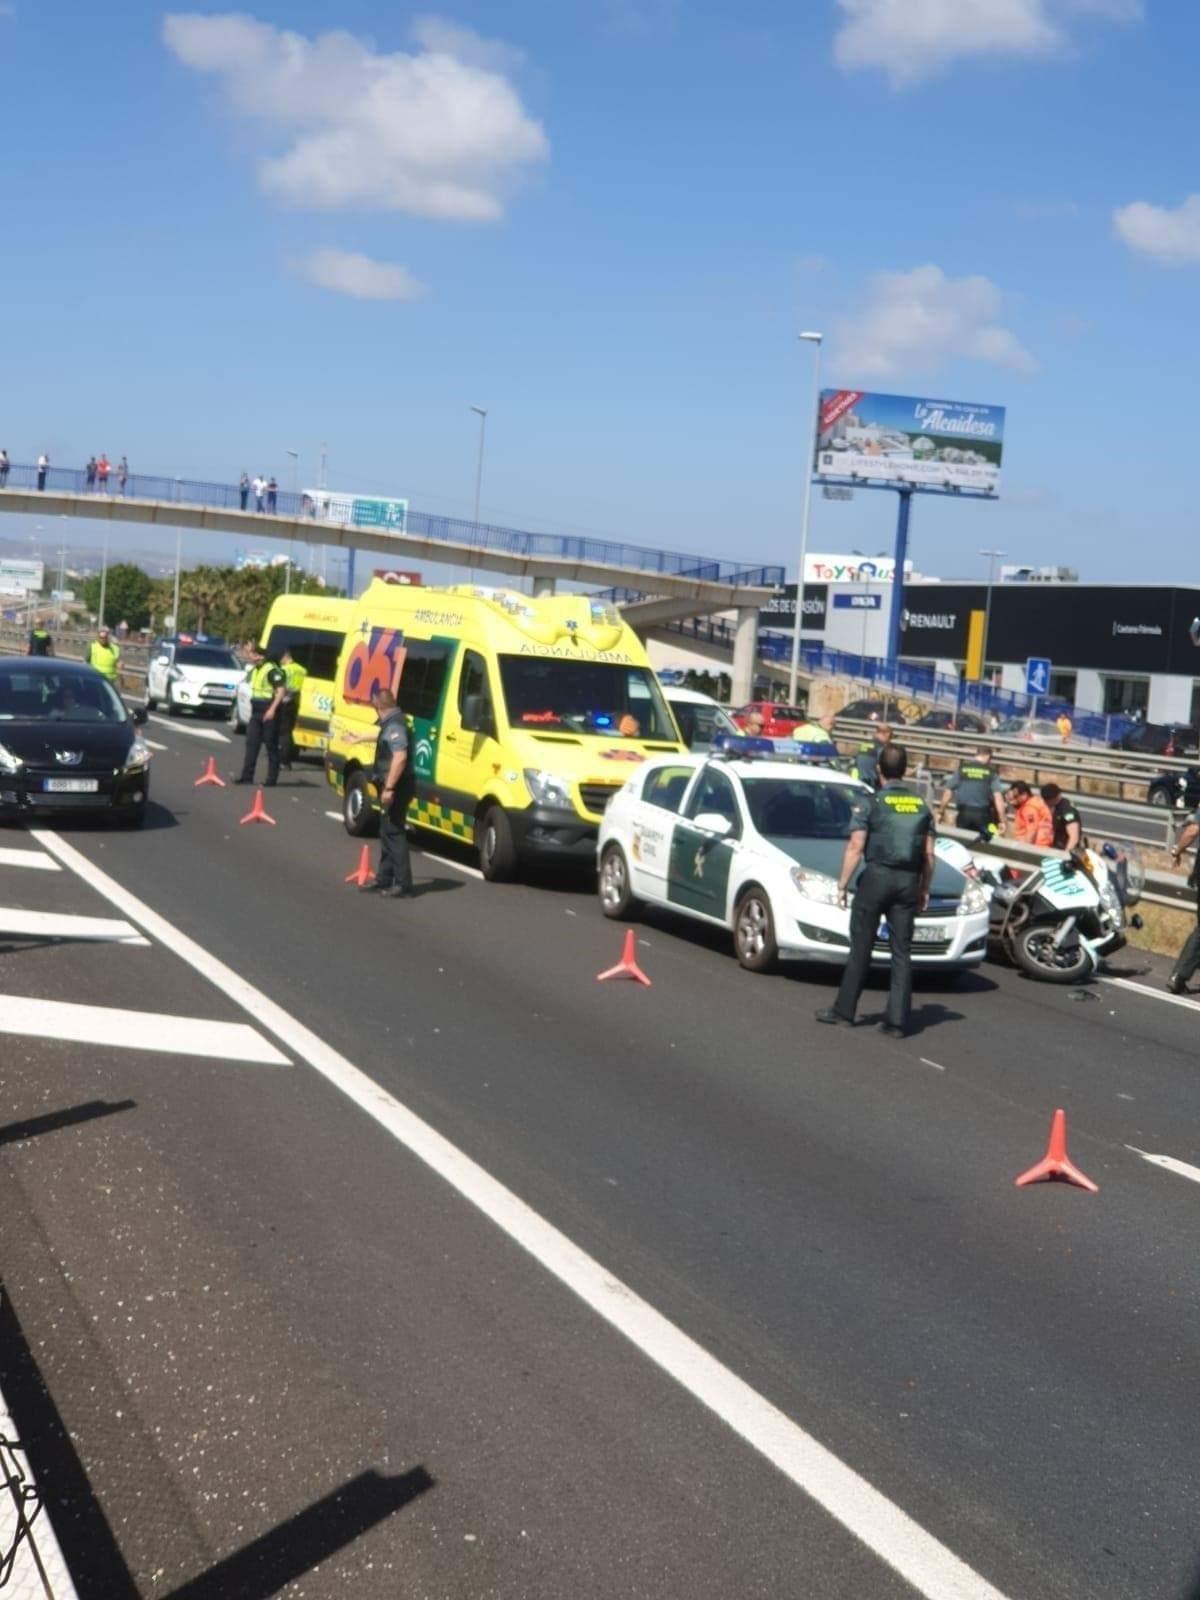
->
[[409, 795, 475, 842]]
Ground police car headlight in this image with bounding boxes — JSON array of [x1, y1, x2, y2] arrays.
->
[[0, 742, 23, 775], [790, 865, 842, 905], [957, 880, 989, 916], [524, 768, 573, 809], [123, 738, 152, 773]]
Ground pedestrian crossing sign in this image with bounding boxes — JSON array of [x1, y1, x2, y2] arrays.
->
[[1025, 657, 1051, 697]]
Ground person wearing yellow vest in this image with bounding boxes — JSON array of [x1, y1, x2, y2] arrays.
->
[[279, 648, 307, 769], [235, 643, 286, 786], [88, 626, 120, 682]]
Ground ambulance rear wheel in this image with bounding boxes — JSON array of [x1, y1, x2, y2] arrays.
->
[[344, 770, 378, 838], [478, 805, 517, 882]]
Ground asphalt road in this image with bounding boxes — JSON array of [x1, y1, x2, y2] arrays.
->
[[1, 711, 1199, 1599]]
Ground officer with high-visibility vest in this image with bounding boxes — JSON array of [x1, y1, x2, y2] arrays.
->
[[88, 626, 120, 682], [27, 624, 53, 657], [279, 648, 307, 769], [235, 643, 286, 786]]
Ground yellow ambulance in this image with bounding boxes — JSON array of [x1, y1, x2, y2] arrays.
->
[[248, 595, 355, 756], [325, 582, 685, 879]]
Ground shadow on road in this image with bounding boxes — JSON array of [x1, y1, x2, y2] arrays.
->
[[25, 800, 179, 833], [0, 1292, 434, 1599], [0, 1099, 135, 1149], [411, 876, 464, 899]]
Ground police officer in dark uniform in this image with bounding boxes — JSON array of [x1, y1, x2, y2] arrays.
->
[[1167, 808, 1200, 994], [817, 742, 935, 1039], [937, 745, 1005, 837], [1040, 783, 1083, 852], [364, 688, 415, 899], [851, 722, 892, 788], [235, 643, 286, 786], [27, 624, 53, 657]]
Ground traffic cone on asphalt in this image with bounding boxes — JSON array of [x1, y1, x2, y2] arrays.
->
[[1015, 1108, 1098, 1192], [194, 756, 226, 789], [597, 928, 652, 987], [239, 788, 276, 827], [345, 845, 375, 886]]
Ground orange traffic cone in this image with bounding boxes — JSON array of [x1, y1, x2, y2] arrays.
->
[[239, 788, 276, 827], [1015, 1108, 1098, 1192], [345, 845, 375, 886], [597, 928, 652, 987], [194, 756, 226, 789]]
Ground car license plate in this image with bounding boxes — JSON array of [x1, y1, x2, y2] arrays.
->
[[913, 925, 943, 943], [43, 778, 98, 793]]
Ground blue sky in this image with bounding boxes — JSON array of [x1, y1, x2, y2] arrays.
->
[[1, 0, 1196, 584]]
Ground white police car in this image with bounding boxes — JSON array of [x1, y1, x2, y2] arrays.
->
[[596, 743, 990, 973], [144, 636, 243, 719]]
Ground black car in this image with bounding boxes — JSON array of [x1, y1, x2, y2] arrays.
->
[[0, 659, 151, 826], [837, 698, 909, 724], [1148, 766, 1200, 810], [913, 708, 988, 734], [1114, 721, 1199, 758]]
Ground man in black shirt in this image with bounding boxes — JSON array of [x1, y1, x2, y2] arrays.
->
[[1040, 784, 1082, 852], [816, 742, 936, 1039]]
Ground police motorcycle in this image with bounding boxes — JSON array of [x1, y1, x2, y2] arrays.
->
[[936, 834, 1144, 985]]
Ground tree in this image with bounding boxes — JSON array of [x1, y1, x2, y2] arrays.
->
[[80, 563, 153, 631], [179, 566, 230, 635]]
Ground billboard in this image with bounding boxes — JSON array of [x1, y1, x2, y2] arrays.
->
[[760, 583, 827, 633], [302, 489, 408, 534], [815, 391, 1004, 495], [0, 558, 45, 594]]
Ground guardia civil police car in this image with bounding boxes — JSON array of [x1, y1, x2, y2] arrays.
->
[[596, 740, 990, 973]]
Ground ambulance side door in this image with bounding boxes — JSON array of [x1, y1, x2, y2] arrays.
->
[[436, 647, 499, 817]]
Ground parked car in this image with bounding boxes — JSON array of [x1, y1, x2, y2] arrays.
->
[[1148, 766, 1200, 809], [145, 635, 243, 719], [0, 658, 151, 826], [1113, 722, 1199, 759], [731, 701, 808, 737], [663, 687, 741, 752], [837, 698, 910, 724], [992, 716, 1095, 748], [913, 708, 988, 734]]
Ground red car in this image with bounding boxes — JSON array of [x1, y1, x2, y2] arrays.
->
[[732, 701, 808, 737]]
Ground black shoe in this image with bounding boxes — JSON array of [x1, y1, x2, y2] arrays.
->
[[359, 882, 386, 894], [380, 886, 413, 899], [815, 1008, 854, 1027], [1166, 975, 1188, 995], [263, 780, 278, 788], [232, 776, 251, 785], [880, 1023, 907, 1040]]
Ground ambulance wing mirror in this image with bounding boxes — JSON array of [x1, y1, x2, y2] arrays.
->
[[462, 693, 495, 738], [693, 812, 732, 838]]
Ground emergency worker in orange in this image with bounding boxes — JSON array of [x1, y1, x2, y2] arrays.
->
[[1006, 780, 1052, 847]]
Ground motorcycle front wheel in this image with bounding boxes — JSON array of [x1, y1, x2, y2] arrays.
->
[[1010, 924, 1093, 984]]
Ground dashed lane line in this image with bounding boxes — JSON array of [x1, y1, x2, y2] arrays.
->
[[145, 714, 229, 744], [1126, 1146, 1200, 1185], [0, 995, 289, 1064], [419, 851, 484, 881], [323, 810, 342, 822], [144, 738, 169, 751], [37, 825, 1014, 1600], [0, 908, 149, 945], [0, 847, 61, 871]]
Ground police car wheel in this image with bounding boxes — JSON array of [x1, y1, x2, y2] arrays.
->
[[166, 692, 181, 717], [599, 843, 641, 919], [733, 887, 778, 973], [343, 771, 379, 838], [478, 805, 517, 882], [145, 694, 157, 712]]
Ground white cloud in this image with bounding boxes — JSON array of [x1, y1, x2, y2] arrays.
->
[[831, 264, 1037, 379], [834, 0, 1142, 87], [298, 249, 427, 302], [1113, 195, 1200, 265], [162, 12, 548, 221]]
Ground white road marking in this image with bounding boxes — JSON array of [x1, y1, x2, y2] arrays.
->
[[419, 850, 484, 881], [919, 1058, 946, 1072], [0, 846, 61, 871], [39, 827, 1013, 1600], [144, 738, 169, 750], [146, 714, 229, 743], [323, 810, 343, 822], [0, 994, 288, 1064], [0, 907, 148, 944], [1099, 976, 1200, 1013], [1126, 1145, 1200, 1185]]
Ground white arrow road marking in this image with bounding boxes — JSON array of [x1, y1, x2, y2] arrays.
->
[[0, 908, 149, 944], [146, 714, 229, 743], [0, 995, 289, 1064], [1126, 1145, 1200, 1185], [0, 846, 61, 871]]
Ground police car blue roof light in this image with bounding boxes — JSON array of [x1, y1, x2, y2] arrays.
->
[[711, 734, 838, 764]]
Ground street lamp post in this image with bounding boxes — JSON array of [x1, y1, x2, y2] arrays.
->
[[171, 527, 183, 633], [979, 548, 1006, 693], [285, 448, 299, 593], [788, 332, 823, 707], [470, 406, 488, 527], [852, 548, 887, 662], [98, 524, 109, 628], [56, 547, 67, 627]]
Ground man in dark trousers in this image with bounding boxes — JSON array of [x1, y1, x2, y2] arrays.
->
[[235, 643, 286, 787], [816, 742, 935, 1039], [27, 623, 53, 656], [363, 688, 415, 899], [937, 744, 1006, 837], [1166, 809, 1200, 994]]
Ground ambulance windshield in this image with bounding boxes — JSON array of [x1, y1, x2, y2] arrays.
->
[[497, 656, 676, 740]]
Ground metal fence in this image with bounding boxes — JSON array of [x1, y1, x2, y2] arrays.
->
[[0, 460, 784, 590]]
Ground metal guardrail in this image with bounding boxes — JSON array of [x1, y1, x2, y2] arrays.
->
[[938, 823, 1193, 912]]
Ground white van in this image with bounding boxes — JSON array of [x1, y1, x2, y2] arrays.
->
[[662, 686, 741, 751]]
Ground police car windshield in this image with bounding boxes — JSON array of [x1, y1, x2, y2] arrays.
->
[[174, 647, 240, 669], [0, 670, 127, 723], [497, 657, 675, 740], [742, 778, 857, 840]]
